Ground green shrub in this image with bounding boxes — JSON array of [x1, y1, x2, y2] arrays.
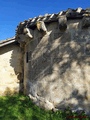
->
[[0, 94, 89, 120]]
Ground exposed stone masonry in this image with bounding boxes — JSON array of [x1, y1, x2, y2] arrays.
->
[[14, 8, 90, 115], [1, 7, 90, 115]]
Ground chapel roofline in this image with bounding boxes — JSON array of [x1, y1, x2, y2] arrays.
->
[[0, 37, 17, 47]]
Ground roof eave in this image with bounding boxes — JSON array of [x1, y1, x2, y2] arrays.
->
[[0, 37, 17, 47]]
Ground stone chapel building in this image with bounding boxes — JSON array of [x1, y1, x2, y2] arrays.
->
[[0, 8, 90, 114]]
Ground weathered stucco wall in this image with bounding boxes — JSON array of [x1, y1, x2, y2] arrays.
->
[[0, 43, 22, 95], [24, 19, 90, 114]]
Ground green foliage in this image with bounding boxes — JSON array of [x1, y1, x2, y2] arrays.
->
[[0, 94, 89, 120]]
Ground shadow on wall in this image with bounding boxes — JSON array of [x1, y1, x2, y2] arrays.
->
[[26, 21, 90, 113], [0, 44, 14, 55], [9, 43, 24, 94], [4, 87, 18, 96], [0, 43, 23, 95], [28, 21, 90, 82]]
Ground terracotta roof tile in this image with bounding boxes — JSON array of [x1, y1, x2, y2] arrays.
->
[[16, 8, 90, 30]]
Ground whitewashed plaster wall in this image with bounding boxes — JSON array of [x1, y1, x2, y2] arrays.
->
[[0, 43, 22, 95]]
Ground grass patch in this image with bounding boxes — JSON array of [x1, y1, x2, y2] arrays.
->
[[0, 94, 89, 120]]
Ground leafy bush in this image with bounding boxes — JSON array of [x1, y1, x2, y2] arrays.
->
[[0, 94, 89, 120]]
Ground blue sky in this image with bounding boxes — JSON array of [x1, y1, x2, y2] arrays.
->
[[0, 0, 90, 40]]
